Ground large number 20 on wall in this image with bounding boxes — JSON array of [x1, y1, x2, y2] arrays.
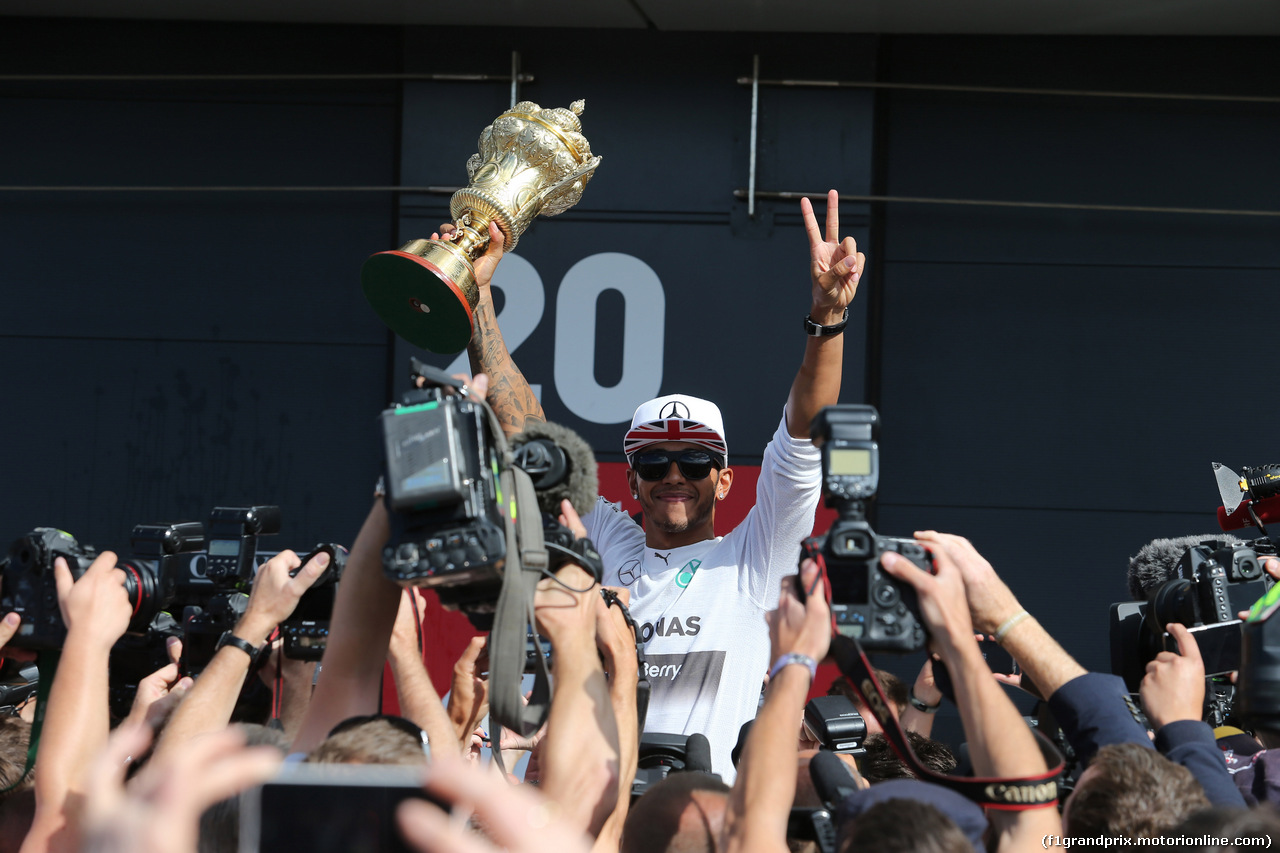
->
[[445, 252, 665, 425]]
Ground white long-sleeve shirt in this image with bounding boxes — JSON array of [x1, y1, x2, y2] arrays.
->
[[582, 412, 822, 780]]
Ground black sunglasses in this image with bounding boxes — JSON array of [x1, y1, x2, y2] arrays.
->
[[631, 449, 724, 482]]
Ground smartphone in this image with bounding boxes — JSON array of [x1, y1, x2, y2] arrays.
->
[[239, 763, 446, 853]]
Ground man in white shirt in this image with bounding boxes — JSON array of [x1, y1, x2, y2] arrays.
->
[[458, 190, 864, 778]]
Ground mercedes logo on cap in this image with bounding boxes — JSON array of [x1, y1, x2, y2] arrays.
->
[[660, 401, 691, 420]]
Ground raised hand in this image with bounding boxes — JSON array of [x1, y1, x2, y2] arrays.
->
[[767, 559, 832, 664], [236, 549, 329, 645], [56, 552, 131, 647], [799, 189, 865, 314], [432, 221, 506, 295], [398, 757, 591, 853], [127, 637, 193, 728], [447, 636, 490, 745]]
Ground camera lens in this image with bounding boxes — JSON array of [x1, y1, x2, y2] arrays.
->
[[116, 560, 162, 634]]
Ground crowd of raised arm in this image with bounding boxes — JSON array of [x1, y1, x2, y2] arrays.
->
[[2, 191, 1275, 853], [8, 506, 1267, 853]]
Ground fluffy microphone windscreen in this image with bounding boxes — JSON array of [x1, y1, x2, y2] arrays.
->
[[509, 420, 599, 518], [1127, 533, 1241, 600]]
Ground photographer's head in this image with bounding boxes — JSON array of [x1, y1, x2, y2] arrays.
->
[[307, 715, 430, 766], [624, 395, 732, 548], [1063, 743, 1207, 839], [621, 771, 730, 853]]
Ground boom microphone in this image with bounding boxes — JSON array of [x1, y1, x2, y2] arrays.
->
[[510, 421, 599, 518], [1127, 534, 1240, 600], [809, 749, 860, 807]]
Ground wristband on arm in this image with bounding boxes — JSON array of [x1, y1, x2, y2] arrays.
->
[[769, 653, 818, 683]]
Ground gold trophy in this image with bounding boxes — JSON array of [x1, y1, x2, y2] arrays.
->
[[362, 100, 602, 354]]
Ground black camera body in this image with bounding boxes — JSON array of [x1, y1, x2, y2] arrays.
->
[[180, 506, 280, 678], [280, 543, 347, 661], [806, 406, 930, 654], [630, 732, 716, 802], [108, 521, 205, 717], [1, 528, 97, 650], [1111, 537, 1273, 695], [379, 369, 507, 627]]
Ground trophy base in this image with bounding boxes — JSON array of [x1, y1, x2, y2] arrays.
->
[[361, 251, 475, 354]]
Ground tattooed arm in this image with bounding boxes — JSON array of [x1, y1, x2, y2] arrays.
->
[[440, 220, 546, 437]]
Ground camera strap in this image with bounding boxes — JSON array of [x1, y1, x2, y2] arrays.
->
[[0, 650, 57, 795], [829, 634, 1064, 810], [480, 399, 555, 765], [601, 588, 651, 734]]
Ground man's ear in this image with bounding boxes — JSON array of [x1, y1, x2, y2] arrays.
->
[[715, 467, 733, 500], [626, 467, 638, 498]]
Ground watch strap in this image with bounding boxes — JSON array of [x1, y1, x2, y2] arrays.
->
[[216, 632, 260, 659], [908, 687, 942, 714], [803, 307, 850, 337]]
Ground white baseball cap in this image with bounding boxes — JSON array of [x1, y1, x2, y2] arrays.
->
[[623, 394, 728, 461]]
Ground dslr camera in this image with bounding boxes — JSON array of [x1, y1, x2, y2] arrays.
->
[[804, 405, 931, 653], [1, 523, 201, 651], [279, 544, 347, 661], [180, 505, 281, 677], [1, 528, 98, 650], [1111, 537, 1272, 696]]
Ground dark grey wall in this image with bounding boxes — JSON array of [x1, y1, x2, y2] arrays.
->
[[2, 20, 1278, 709], [874, 36, 1280, 681], [0, 20, 403, 551]]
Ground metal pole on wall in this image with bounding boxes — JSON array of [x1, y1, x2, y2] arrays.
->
[[748, 54, 759, 219], [511, 51, 521, 107]]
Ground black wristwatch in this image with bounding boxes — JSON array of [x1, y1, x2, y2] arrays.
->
[[216, 631, 261, 660], [803, 307, 850, 337], [908, 687, 942, 714]]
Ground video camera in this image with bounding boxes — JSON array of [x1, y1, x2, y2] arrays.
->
[[804, 405, 931, 653], [1237, 579, 1280, 731], [378, 363, 508, 626], [379, 359, 600, 630]]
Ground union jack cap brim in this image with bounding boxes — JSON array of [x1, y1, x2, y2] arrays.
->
[[623, 393, 728, 460], [623, 419, 728, 460]]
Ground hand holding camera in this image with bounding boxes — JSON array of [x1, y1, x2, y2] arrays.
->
[[1141, 622, 1206, 729], [914, 531, 1024, 637], [236, 549, 330, 647], [769, 559, 832, 666], [880, 546, 974, 660], [56, 551, 132, 649]]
